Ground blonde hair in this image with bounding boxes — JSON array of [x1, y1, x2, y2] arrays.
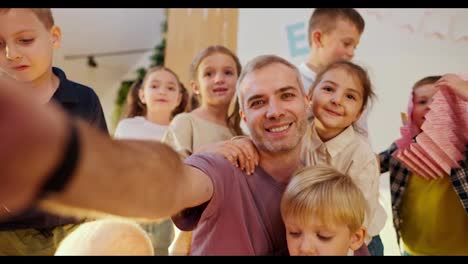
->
[[281, 165, 367, 232], [189, 45, 243, 136], [0, 8, 54, 29], [55, 218, 154, 256], [236, 54, 305, 110]]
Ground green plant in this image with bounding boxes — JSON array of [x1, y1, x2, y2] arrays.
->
[[111, 17, 167, 131]]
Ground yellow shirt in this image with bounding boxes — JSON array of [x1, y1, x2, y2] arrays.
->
[[400, 174, 468, 255]]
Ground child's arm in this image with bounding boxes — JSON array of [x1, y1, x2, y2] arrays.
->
[[378, 142, 398, 174], [435, 74, 468, 101], [195, 136, 259, 175]]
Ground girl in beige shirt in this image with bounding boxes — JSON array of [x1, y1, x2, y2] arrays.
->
[[162, 45, 244, 255]]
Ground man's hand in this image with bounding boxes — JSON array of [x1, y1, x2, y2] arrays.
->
[[0, 76, 68, 219]]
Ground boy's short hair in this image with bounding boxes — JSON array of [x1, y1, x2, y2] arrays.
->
[[281, 165, 368, 232], [412, 75, 442, 91], [308, 8, 365, 46], [0, 8, 54, 29]]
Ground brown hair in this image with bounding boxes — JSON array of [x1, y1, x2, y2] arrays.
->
[[0, 8, 55, 29], [412, 75, 442, 91], [309, 60, 375, 134], [189, 45, 243, 136], [308, 8, 365, 46], [125, 66, 188, 119], [309, 60, 375, 114]]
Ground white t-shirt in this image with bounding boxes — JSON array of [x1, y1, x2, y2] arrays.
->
[[298, 62, 370, 139], [114, 116, 168, 141], [299, 62, 317, 95]]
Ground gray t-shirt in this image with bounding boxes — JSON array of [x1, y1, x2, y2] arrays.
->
[[172, 153, 289, 255]]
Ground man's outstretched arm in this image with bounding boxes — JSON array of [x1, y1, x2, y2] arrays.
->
[[0, 76, 69, 217], [0, 77, 213, 221]]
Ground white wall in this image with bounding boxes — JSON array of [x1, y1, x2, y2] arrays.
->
[[52, 8, 165, 131], [237, 8, 468, 255], [238, 8, 468, 152]]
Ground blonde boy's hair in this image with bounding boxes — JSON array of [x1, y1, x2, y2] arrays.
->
[[55, 218, 154, 256], [0, 8, 54, 29], [281, 165, 367, 233]]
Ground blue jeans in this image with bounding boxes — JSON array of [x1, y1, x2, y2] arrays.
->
[[368, 235, 384, 256]]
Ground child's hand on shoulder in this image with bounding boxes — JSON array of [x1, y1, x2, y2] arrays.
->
[[195, 136, 259, 175]]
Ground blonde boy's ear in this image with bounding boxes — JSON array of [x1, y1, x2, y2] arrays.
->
[[50, 25, 62, 49], [138, 88, 146, 104], [349, 227, 366, 251], [312, 30, 323, 48]]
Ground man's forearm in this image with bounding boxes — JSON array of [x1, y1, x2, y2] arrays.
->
[[0, 77, 187, 221], [44, 119, 186, 221]]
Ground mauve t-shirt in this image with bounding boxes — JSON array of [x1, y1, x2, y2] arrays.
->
[[172, 153, 289, 255]]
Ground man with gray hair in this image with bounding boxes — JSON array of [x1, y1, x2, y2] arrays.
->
[[0, 55, 309, 255]]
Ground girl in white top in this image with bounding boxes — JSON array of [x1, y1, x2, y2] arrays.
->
[[113, 66, 188, 255], [162, 45, 244, 255], [114, 66, 188, 141]]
